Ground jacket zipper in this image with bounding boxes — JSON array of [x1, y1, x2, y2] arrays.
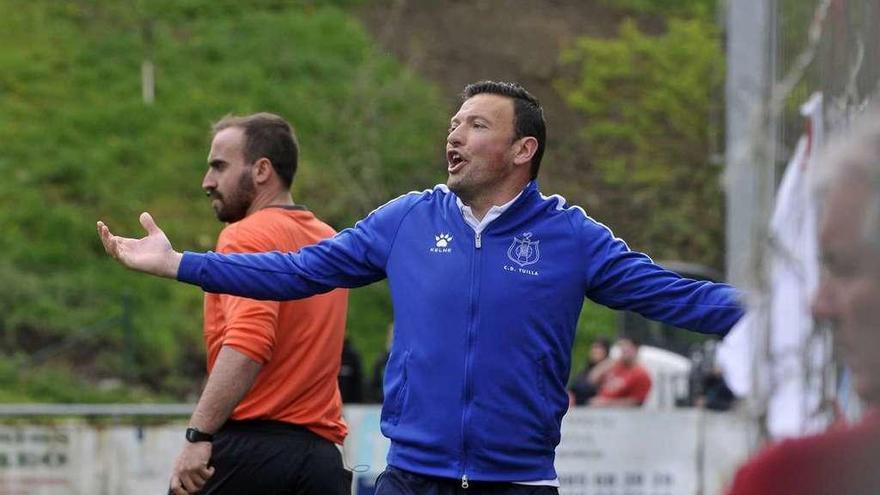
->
[[460, 230, 482, 488]]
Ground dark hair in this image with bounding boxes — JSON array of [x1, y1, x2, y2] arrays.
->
[[462, 81, 546, 179], [593, 337, 612, 354], [618, 336, 641, 348], [212, 113, 298, 189]]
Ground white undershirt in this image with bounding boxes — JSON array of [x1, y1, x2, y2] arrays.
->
[[455, 191, 561, 488], [455, 190, 522, 232]]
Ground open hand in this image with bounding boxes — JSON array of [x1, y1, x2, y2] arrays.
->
[[96, 212, 182, 278]]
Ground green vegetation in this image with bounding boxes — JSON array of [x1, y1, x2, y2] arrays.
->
[[557, 17, 726, 268], [571, 302, 618, 376], [0, 0, 445, 400], [556, 2, 727, 370], [0, 0, 726, 401]]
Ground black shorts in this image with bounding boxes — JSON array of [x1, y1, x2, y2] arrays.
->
[[198, 419, 352, 495]]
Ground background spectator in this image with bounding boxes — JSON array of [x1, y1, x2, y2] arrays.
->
[[589, 337, 653, 407], [678, 341, 736, 411], [568, 338, 611, 406]]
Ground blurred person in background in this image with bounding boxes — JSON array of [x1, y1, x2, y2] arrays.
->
[[675, 341, 736, 410], [726, 110, 880, 495], [99, 81, 741, 495], [167, 114, 350, 495], [687, 341, 735, 411], [568, 337, 611, 406], [588, 337, 652, 407]]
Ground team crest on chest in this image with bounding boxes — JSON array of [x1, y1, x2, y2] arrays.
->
[[507, 232, 540, 267]]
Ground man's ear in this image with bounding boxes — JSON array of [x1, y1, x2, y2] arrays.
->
[[253, 158, 274, 184], [513, 136, 538, 167]]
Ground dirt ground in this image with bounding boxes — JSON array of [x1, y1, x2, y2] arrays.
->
[[355, 0, 637, 210]]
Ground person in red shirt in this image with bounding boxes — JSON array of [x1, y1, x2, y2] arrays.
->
[[726, 110, 880, 495], [169, 113, 350, 495], [589, 337, 652, 407]]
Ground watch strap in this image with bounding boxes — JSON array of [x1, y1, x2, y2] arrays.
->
[[185, 427, 214, 443]]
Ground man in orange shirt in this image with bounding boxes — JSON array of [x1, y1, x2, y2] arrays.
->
[[169, 113, 350, 495], [588, 337, 652, 407]]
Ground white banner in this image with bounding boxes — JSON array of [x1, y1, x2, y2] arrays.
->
[[0, 407, 753, 495], [556, 409, 699, 495]]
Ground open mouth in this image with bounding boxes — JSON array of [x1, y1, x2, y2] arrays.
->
[[447, 150, 467, 173]]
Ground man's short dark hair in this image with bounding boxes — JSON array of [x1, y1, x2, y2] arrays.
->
[[212, 113, 298, 189], [462, 81, 546, 180], [593, 337, 612, 354]]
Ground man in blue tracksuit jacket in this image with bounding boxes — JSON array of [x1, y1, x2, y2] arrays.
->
[[98, 81, 742, 495]]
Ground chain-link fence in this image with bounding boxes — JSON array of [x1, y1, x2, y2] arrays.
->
[[776, 0, 880, 164], [773, 0, 879, 425], [726, 0, 880, 441]]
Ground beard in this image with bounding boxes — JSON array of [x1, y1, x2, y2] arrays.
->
[[212, 171, 256, 223]]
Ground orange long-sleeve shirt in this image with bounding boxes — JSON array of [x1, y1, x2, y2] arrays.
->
[[203, 206, 349, 444]]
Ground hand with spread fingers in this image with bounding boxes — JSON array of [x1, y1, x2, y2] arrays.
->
[[96, 212, 182, 279]]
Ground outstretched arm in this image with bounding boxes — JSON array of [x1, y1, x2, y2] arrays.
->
[[579, 218, 743, 335], [96, 212, 182, 278], [100, 192, 420, 300]]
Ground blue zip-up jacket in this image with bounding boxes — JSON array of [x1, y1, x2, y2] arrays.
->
[[177, 181, 743, 482]]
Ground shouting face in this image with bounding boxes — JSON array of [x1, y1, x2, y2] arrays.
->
[[446, 93, 521, 205]]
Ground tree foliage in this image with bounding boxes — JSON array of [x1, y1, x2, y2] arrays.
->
[[0, 0, 444, 400], [0, 0, 726, 401], [556, 18, 726, 268]]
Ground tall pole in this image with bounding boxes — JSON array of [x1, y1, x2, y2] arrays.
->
[[725, 0, 774, 290]]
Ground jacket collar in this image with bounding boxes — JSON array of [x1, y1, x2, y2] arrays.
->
[[453, 180, 539, 233]]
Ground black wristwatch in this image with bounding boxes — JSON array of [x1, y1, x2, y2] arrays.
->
[[185, 427, 214, 443]]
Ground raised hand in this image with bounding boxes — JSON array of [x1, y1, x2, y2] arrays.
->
[[96, 212, 183, 279]]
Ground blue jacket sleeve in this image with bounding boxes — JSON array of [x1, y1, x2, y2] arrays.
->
[[579, 215, 744, 335], [177, 194, 418, 300]]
